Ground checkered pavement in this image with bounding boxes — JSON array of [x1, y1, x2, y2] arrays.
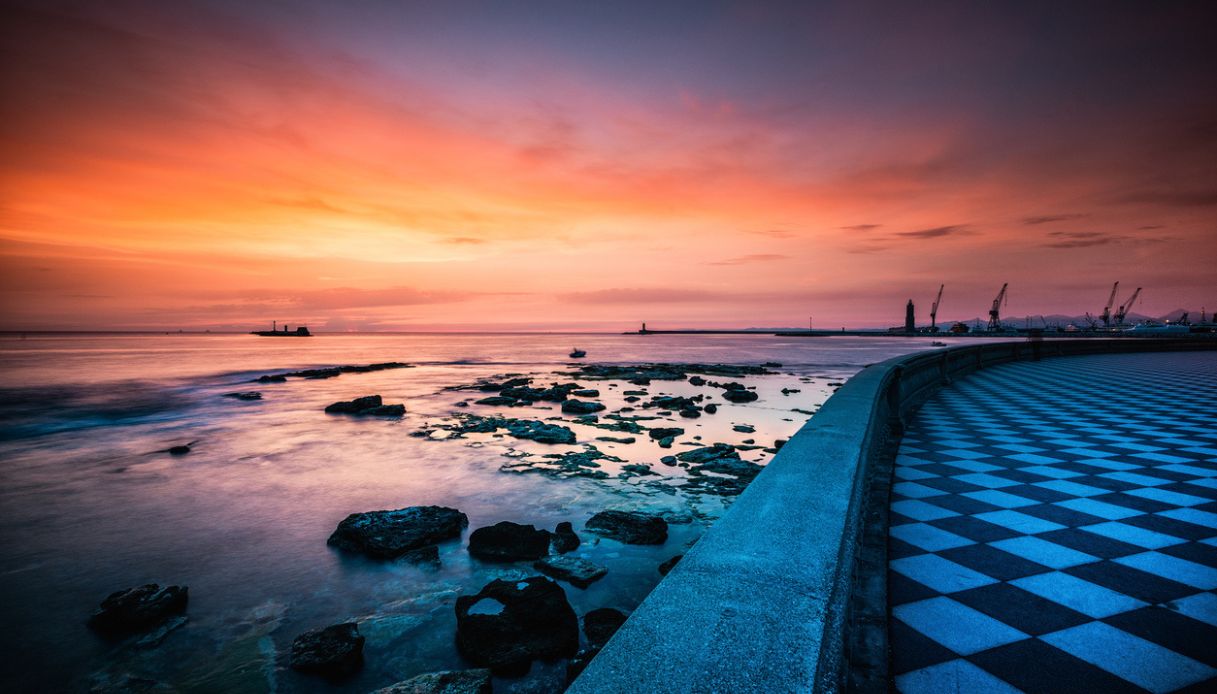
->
[[888, 351, 1217, 693]]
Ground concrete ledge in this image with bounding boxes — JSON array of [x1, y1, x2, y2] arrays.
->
[[568, 338, 1217, 694]]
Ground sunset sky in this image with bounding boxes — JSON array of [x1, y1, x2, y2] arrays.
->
[[2, 0, 1215, 331]]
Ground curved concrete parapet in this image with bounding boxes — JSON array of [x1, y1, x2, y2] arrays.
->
[[568, 338, 1217, 694]]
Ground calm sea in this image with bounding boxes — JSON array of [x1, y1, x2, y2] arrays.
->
[[0, 332, 947, 692]]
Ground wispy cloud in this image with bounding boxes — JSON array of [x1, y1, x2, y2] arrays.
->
[[896, 225, 972, 239], [442, 237, 486, 245], [559, 288, 726, 304], [840, 223, 882, 231], [1042, 231, 1122, 248], [1022, 213, 1086, 225], [707, 253, 788, 266], [749, 229, 796, 238]]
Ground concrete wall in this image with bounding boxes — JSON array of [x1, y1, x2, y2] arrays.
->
[[568, 338, 1217, 694]]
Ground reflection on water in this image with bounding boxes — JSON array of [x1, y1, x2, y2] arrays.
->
[[0, 333, 944, 691]]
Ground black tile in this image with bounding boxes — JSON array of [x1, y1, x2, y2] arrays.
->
[[1104, 606, 1217, 667], [915, 476, 988, 494], [889, 571, 939, 606], [1176, 675, 1217, 693], [1065, 561, 1195, 604], [990, 468, 1058, 484], [1035, 528, 1143, 560], [1160, 541, 1217, 569], [889, 618, 957, 675], [889, 511, 918, 527], [938, 544, 1050, 582], [968, 638, 1145, 693], [1018, 503, 1106, 529], [1001, 484, 1077, 503], [1123, 514, 1216, 542], [921, 494, 1003, 516], [928, 516, 1023, 543], [1172, 482, 1217, 501], [952, 583, 1089, 635], [915, 462, 977, 477], [1064, 473, 1141, 491], [1093, 492, 1175, 514], [888, 537, 926, 560]]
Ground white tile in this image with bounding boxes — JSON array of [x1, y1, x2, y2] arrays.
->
[[963, 489, 1038, 509], [895, 658, 1022, 694], [1079, 522, 1187, 549], [1159, 463, 1217, 478], [890, 554, 997, 594], [1123, 487, 1211, 507], [891, 499, 959, 522], [1109, 441, 1166, 453], [989, 536, 1098, 569], [1033, 480, 1108, 498], [1011, 571, 1146, 618], [1172, 592, 1217, 627], [894, 466, 938, 481], [1158, 508, 1217, 529], [1059, 447, 1118, 458], [1041, 621, 1216, 693], [893, 597, 1027, 656], [1055, 498, 1142, 521], [891, 523, 973, 552], [1115, 552, 1217, 590], [1072, 458, 1140, 471], [974, 510, 1065, 535]]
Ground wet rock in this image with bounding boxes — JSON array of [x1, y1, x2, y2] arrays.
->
[[623, 396, 640, 403], [561, 400, 606, 415], [499, 445, 617, 480], [721, 389, 759, 403], [647, 395, 701, 411], [659, 455, 677, 466], [168, 445, 191, 455], [622, 390, 648, 396], [257, 374, 287, 383], [371, 669, 493, 694], [444, 415, 577, 444], [781, 388, 801, 395], [328, 506, 468, 559], [583, 608, 627, 649], [256, 362, 412, 383], [475, 396, 516, 406], [325, 395, 397, 415], [289, 622, 364, 678], [586, 510, 668, 545], [657, 436, 674, 449], [678, 408, 701, 419], [468, 522, 551, 562], [621, 463, 655, 476], [733, 424, 756, 433], [762, 361, 783, 368], [572, 363, 775, 381], [658, 555, 683, 576], [455, 577, 579, 676], [676, 443, 740, 465], [88, 584, 188, 634], [223, 391, 262, 401], [703, 403, 718, 414], [363, 404, 406, 417], [648, 427, 684, 441], [594, 435, 636, 444], [572, 389, 600, 397], [687, 376, 706, 386], [534, 556, 608, 588], [551, 522, 580, 553], [567, 650, 596, 684], [774, 439, 787, 451]]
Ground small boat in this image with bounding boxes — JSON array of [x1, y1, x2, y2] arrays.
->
[[931, 341, 947, 347], [569, 348, 586, 358]]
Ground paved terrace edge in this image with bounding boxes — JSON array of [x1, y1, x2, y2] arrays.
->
[[568, 337, 1217, 694]]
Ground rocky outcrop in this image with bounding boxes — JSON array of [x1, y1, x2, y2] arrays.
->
[[721, 389, 759, 403], [585, 510, 668, 545], [327, 506, 468, 559], [324, 395, 406, 416], [254, 362, 412, 383], [561, 400, 606, 415], [88, 584, 188, 634], [583, 608, 627, 650], [647, 427, 684, 441], [455, 577, 579, 676], [289, 622, 364, 677], [443, 415, 577, 444], [467, 521, 551, 562], [371, 669, 493, 694], [533, 556, 608, 588], [551, 522, 580, 553]]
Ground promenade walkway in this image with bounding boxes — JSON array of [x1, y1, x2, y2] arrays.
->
[[888, 351, 1217, 693]]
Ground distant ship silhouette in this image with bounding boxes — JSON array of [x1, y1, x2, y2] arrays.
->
[[251, 320, 311, 337]]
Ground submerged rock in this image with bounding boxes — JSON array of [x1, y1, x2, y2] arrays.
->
[[620, 463, 655, 476], [586, 510, 668, 545], [454, 577, 579, 676], [446, 415, 577, 444], [223, 391, 262, 401], [88, 584, 188, 634], [658, 554, 683, 576], [168, 445, 191, 455], [551, 522, 580, 554], [572, 389, 600, 397], [583, 608, 628, 649], [371, 669, 493, 694], [468, 521, 552, 562], [327, 506, 468, 559], [289, 622, 364, 678], [534, 556, 608, 588], [498, 444, 618, 480], [561, 399, 606, 415], [475, 396, 516, 406], [648, 427, 684, 441]]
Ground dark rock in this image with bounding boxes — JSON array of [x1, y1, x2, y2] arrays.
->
[[659, 455, 677, 466], [325, 395, 382, 414], [658, 554, 683, 576], [561, 400, 606, 415], [572, 389, 600, 397], [594, 436, 636, 444], [622, 390, 648, 396], [676, 443, 739, 465], [781, 388, 801, 395], [372, 669, 493, 694], [623, 396, 640, 403], [167, 445, 191, 455], [327, 506, 468, 559], [475, 396, 517, 406], [552, 522, 580, 553], [648, 427, 684, 441], [223, 391, 262, 401], [534, 556, 608, 588], [703, 403, 718, 414], [687, 376, 706, 386], [567, 650, 596, 684], [762, 361, 782, 368], [721, 389, 759, 403], [88, 584, 188, 634], [362, 404, 405, 417], [289, 622, 364, 678], [468, 522, 551, 562], [586, 510, 668, 545], [444, 415, 577, 445], [657, 436, 674, 449], [678, 408, 701, 419], [257, 374, 287, 383], [455, 576, 579, 676], [454, 400, 469, 407], [621, 463, 655, 476], [774, 439, 787, 451], [583, 608, 627, 649], [733, 424, 756, 433], [628, 378, 651, 386]]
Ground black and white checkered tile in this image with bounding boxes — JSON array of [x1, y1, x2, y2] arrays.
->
[[888, 351, 1217, 693]]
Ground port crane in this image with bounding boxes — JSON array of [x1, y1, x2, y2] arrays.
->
[[1100, 281, 1119, 327], [1114, 287, 1142, 325], [929, 284, 944, 332], [987, 283, 1008, 331]]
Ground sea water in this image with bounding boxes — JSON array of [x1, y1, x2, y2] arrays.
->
[[0, 332, 947, 692]]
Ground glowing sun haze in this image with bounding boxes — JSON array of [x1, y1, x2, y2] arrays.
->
[[2, 0, 1215, 331]]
